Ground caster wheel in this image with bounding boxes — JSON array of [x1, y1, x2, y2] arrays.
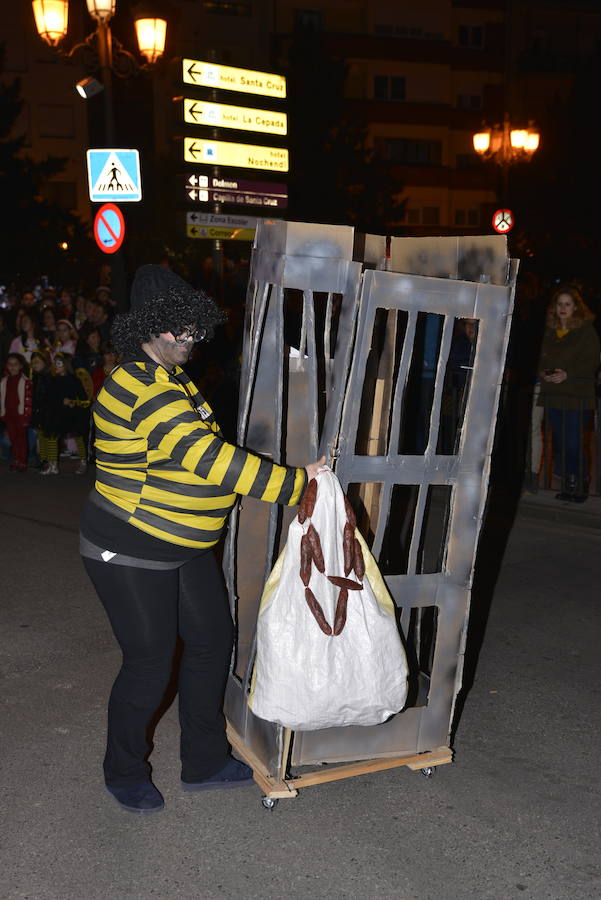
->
[[421, 766, 436, 778], [261, 796, 279, 810]]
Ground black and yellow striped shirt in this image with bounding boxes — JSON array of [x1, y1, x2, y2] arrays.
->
[[92, 355, 306, 549]]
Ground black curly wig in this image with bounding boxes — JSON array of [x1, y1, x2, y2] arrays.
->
[[111, 281, 226, 358]]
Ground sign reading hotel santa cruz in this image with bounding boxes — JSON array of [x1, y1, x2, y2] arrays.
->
[[87, 149, 142, 203]]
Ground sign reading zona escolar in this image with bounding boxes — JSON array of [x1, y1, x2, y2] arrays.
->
[[184, 138, 289, 172], [183, 99, 287, 136], [183, 59, 286, 98]]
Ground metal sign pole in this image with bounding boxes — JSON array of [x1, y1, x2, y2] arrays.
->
[[96, 19, 128, 312], [209, 51, 223, 304]]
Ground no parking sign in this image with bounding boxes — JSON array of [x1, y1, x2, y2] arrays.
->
[[94, 203, 125, 254]]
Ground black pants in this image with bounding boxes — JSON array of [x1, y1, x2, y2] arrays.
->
[[83, 553, 234, 787]]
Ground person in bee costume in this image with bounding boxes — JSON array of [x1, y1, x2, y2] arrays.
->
[[80, 264, 323, 813]]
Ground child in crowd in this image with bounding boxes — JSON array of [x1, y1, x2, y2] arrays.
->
[[91, 344, 119, 397], [30, 350, 53, 469], [9, 311, 42, 365], [41, 307, 58, 346], [74, 328, 103, 374], [51, 319, 78, 358], [0, 353, 32, 471], [40, 353, 89, 476]]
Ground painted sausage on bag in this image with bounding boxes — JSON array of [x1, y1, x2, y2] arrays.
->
[[298, 478, 318, 523], [333, 587, 348, 636], [300, 534, 313, 586], [304, 588, 332, 635], [306, 524, 325, 573]]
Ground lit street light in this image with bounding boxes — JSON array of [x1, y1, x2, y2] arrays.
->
[[473, 113, 540, 202], [32, 0, 169, 309], [32, 0, 167, 142]]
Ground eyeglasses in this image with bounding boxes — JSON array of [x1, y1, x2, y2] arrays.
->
[[169, 327, 208, 344]]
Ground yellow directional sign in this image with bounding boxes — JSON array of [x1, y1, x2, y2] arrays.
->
[[186, 224, 256, 241], [184, 138, 289, 172], [183, 59, 286, 98], [183, 99, 287, 136]]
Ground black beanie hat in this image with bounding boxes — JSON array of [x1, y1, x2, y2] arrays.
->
[[130, 264, 200, 310]]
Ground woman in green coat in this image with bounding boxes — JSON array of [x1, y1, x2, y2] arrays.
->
[[538, 285, 600, 501]]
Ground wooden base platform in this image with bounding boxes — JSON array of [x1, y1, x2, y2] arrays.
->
[[227, 721, 452, 801]]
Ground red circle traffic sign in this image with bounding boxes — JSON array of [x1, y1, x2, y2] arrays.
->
[[492, 208, 514, 234], [94, 203, 125, 254]]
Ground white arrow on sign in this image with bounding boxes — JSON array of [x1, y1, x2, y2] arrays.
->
[[187, 189, 209, 201]]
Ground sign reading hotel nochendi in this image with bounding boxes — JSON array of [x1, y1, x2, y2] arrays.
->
[[183, 59, 286, 98], [184, 138, 289, 172]]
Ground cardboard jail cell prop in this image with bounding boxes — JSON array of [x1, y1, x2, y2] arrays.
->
[[223, 221, 517, 799]]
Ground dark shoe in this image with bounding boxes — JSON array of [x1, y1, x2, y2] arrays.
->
[[181, 757, 254, 791], [571, 491, 588, 504], [555, 491, 573, 501], [556, 476, 577, 501], [106, 781, 164, 813]]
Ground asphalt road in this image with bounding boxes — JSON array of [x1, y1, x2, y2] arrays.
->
[[1, 464, 600, 900]]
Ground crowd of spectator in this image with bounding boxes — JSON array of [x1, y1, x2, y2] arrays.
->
[[0, 283, 119, 474], [0, 264, 246, 474]]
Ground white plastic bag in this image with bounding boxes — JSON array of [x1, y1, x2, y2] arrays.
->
[[248, 468, 408, 731]]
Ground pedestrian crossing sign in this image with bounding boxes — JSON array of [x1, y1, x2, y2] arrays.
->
[[86, 149, 142, 202]]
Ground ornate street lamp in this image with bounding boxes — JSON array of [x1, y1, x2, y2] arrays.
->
[[473, 115, 540, 164], [31, 0, 168, 310], [32, 0, 167, 78], [473, 113, 540, 203]]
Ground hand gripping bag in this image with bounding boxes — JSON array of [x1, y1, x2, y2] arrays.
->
[[248, 468, 408, 731]]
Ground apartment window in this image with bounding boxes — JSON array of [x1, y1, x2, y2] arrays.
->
[[374, 75, 406, 101], [201, 1, 252, 14], [457, 94, 482, 110], [374, 24, 443, 40], [38, 104, 74, 139], [401, 207, 420, 225], [458, 25, 484, 48], [455, 209, 480, 226], [422, 207, 440, 225], [375, 138, 442, 166], [456, 153, 479, 169], [295, 9, 322, 30]]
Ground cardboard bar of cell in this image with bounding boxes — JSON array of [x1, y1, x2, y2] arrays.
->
[[226, 722, 297, 799], [289, 747, 453, 789]]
